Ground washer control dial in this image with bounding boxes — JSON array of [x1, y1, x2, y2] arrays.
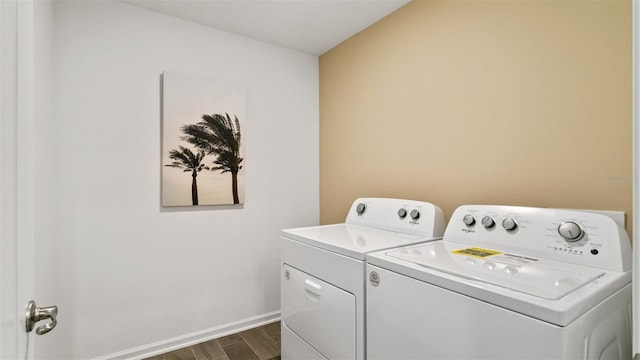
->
[[356, 203, 366, 215], [481, 216, 496, 229], [558, 221, 584, 242], [463, 215, 476, 226], [502, 217, 518, 232], [410, 209, 420, 220], [397, 208, 407, 219]]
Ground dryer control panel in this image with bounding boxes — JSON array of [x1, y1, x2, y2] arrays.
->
[[444, 205, 631, 272], [345, 198, 446, 238]]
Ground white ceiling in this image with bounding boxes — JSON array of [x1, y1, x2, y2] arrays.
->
[[121, 0, 411, 55]]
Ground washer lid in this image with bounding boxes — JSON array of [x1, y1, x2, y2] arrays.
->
[[282, 224, 435, 260], [385, 241, 604, 300]]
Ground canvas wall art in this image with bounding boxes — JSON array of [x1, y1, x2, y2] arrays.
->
[[162, 72, 246, 206]]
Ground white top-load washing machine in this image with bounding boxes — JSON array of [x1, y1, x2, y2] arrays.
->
[[366, 205, 632, 360], [281, 198, 445, 360]]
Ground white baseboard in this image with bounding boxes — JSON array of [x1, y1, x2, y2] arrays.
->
[[93, 310, 281, 360]]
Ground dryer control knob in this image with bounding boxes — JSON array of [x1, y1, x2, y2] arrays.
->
[[356, 203, 366, 215], [558, 221, 584, 242], [410, 209, 420, 220], [463, 215, 476, 226], [398, 208, 407, 219], [502, 218, 518, 232], [481, 216, 496, 229]]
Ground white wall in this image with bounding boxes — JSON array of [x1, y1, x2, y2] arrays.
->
[[33, 1, 319, 358]]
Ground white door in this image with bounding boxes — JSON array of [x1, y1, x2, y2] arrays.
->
[[1, 1, 55, 358], [634, 1, 640, 359], [0, 0, 21, 356]]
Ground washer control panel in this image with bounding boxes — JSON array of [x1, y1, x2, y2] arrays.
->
[[445, 205, 631, 272], [346, 198, 446, 238]]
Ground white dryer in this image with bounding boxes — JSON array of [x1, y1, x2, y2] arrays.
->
[[366, 205, 632, 360], [281, 198, 445, 360]]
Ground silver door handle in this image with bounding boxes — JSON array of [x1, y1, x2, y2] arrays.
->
[[26, 300, 58, 335]]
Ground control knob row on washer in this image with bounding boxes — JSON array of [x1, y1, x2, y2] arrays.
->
[[356, 203, 366, 215], [558, 221, 584, 242], [398, 208, 421, 220], [464, 215, 517, 232]]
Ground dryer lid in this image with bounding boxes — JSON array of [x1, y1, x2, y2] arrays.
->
[[282, 224, 435, 260], [385, 241, 605, 300]]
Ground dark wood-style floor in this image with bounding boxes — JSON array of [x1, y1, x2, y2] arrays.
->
[[144, 321, 281, 360]]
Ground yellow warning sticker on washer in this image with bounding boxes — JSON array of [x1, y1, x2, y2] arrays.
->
[[452, 247, 503, 258]]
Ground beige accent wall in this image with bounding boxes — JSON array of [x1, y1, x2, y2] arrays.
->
[[320, 0, 633, 237]]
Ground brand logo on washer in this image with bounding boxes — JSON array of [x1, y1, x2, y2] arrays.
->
[[369, 271, 380, 287]]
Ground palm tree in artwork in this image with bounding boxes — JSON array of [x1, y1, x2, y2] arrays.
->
[[165, 146, 209, 205], [181, 113, 243, 204]]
